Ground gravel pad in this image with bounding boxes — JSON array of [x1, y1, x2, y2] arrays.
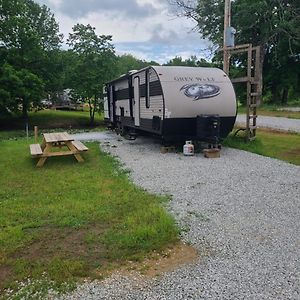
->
[[53, 134, 300, 300]]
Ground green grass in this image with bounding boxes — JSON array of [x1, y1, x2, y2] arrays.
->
[[0, 109, 104, 131], [237, 105, 300, 119], [1, 109, 299, 298], [0, 138, 178, 298], [224, 129, 300, 165], [0, 109, 105, 141]]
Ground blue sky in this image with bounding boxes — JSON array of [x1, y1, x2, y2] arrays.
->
[[36, 0, 212, 64]]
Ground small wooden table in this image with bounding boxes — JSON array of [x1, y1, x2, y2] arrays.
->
[[30, 132, 88, 167]]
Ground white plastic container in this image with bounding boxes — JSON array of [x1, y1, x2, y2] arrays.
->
[[183, 141, 194, 156]]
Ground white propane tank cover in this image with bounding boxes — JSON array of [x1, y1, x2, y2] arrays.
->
[[225, 26, 236, 47]]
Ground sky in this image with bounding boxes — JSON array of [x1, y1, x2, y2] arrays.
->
[[35, 0, 212, 64]]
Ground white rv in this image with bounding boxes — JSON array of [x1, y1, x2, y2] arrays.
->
[[104, 66, 237, 143]]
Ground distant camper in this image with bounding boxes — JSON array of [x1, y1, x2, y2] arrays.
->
[[104, 66, 237, 143]]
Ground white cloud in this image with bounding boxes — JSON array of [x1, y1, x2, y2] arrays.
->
[[35, 0, 212, 63], [80, 11, 150, 43]]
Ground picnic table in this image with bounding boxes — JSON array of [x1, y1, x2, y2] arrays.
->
[[30, 132, 88, 167]]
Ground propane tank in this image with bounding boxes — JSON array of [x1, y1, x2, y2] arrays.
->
[[183, 141, 194, 156]]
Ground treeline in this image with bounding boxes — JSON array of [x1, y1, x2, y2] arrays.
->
[[1, 0, 299, 123], [171, 0, 300, 105], [0, 0, 161, 123]]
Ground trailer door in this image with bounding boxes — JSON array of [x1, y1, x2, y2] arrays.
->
[[109, 85, 114, 122], [103, 86, 109, 119], [133, 76, 140, 126]]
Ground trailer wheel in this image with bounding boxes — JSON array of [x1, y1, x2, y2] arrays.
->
[[120, 125, 127, 137], [116, 122, 125, 135]]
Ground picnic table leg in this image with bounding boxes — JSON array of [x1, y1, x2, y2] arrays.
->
[[66, 141, 84, 162], [41, 138, 46, 151], [36, 144, 51, 167]]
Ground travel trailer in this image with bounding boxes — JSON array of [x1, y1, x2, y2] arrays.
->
[[104, 66, 237, 143]]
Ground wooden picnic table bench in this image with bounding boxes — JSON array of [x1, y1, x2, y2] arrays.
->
[[30, 132, 88, 167]]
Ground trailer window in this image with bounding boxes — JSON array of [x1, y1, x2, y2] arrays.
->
[[145, 69, 150, 108]]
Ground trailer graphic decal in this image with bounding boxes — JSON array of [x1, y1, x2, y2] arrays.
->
[[180, 83, 220, 100]]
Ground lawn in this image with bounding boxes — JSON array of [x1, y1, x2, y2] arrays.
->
[[0, 109, 104, 131], [237, 105, 300, 119], [0, 137, 178, 298], [224, 129, 300, 165], [1, 109, 299, 298]]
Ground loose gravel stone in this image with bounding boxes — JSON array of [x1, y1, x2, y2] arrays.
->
[[71, 131, 115, 141], [53, 132, 300, 300]]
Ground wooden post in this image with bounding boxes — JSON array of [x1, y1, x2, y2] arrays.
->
[[34, 126, 38, 143], [223, 0, 231, 74]]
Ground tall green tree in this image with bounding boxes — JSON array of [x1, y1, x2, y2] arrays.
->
[[0, 0, 62, 118], [67, 24, 117, 125], [170, 0, 300, 103]]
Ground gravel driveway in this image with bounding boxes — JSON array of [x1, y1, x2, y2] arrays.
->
[[54, 133, 300, 300], [236, 115, 300, 133]]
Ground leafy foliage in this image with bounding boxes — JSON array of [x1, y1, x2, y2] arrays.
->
[[0, 0, 62, 117], [170, 0, 300, 104], [67, 24, 117, 125], [164, 55, 214, 67], [116, 54, 159, 75]]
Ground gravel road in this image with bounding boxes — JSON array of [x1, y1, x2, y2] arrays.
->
[[236, 115, 300, 133], [53, 132, 300, 300]]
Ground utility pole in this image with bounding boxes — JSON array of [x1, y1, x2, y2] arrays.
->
[[220, 0, 262, 142], [223, 0, 231, 74]]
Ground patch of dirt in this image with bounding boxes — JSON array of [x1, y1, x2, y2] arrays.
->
[[138, 243, 198, 277], [0, 264, 13, 287], [3, 227, 205, 292], [1, 225, 110, 292], [280, 147, 300, 156], [280, 148, 300, 160], [258, 127, 299, 135], [108, 242, 202, 279], [11, 225, 109, 264], [234, 126, 299, 136]]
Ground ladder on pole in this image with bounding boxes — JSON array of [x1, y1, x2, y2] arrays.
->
[[223, 44, 262, 142]]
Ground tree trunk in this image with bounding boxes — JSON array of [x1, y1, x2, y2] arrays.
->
[[90, 111, 95, 126], [88, 97, 96, 126], [281, 88, 288, 105], [90, 96, 97, 126], [271, 82, 280, 103], [88, 98, 94, 126], [22, 98, 29, 121]]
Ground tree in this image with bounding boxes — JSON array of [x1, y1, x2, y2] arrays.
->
[[164, 55, 213, 67], [0, 0, 62, 118], [170, 0, 300, 103], [164, 56, 187, 66], [116, 54, 159, 76], [0, 63, 44, 114], [67, 24, 117, 125], [0, 62, 21, 114]]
